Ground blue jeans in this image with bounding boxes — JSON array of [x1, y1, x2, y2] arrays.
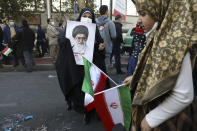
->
[[110, 44, 122, 73], [127, 55, 138, 76]]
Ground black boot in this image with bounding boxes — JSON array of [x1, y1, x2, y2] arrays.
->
[[13, 61, 19, 67], [66, 101, 72, 111], [83, 112, 91, 125]]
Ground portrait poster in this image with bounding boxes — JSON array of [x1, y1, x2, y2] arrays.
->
[[66, 21, 96, 65]]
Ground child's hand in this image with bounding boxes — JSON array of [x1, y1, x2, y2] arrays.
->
[[123, 76, 132, 86]]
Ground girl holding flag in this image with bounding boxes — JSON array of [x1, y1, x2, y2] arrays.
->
[[124, 0, 197, 130]]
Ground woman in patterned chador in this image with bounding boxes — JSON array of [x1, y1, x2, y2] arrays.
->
[[124, 0, 197, 130]]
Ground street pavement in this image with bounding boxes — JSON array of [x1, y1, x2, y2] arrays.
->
[[0, 65, 128, 131]]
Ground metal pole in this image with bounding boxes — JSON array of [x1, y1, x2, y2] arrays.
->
[[126, 0, 127, 16], [110, 0, 113, 20], [46, 0, 51, 18], [60, 0, 62, 12]]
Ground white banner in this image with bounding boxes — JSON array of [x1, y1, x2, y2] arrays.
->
[[114, 0, 126, 20]]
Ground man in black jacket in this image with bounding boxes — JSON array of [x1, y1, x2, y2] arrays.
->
[[14, 20, 35, 72], [111, 14, 124, 74]]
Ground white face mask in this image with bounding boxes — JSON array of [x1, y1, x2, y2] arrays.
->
[[51, 21, 55, 26], [9, 22, 14, 26], [80, 17, 92, 23]]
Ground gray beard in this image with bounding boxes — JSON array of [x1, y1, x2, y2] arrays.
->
[[73, 43, 86, 54]]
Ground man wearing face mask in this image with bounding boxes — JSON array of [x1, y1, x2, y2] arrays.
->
[[3, 19, 20, 66], [47, 18, 59, 63]]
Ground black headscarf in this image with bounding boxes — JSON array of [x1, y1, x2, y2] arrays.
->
[[76, 8, 96, 23]]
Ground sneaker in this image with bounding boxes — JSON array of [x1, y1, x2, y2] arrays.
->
[[13, 63, 19, 67], [83, 113, 90, 125], [0, 64, 3, 68], [66, 102, 72, 111]]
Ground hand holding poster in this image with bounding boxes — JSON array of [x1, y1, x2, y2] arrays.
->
[[66, 21, 96, 65]]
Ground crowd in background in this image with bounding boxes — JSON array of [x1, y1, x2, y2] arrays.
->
[[0, 5, 125, 74]]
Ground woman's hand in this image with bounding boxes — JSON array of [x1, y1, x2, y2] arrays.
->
[[141, 117, 151, 131], [98, 43, 105, 51], [123, 76, 132, 86], [131, 124, 136, 131]]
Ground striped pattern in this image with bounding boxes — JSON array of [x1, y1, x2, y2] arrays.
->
[[82, 57, 107, 112], [2, 47, 12, 56]]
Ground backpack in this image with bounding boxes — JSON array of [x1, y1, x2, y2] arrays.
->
[[97, 22, 108, 40]]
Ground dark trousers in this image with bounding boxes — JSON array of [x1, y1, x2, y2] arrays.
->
[[36, 40, 45, 56], [12, 44, 25, 66], [110, 43, 122, 73], [23, 50, 34, 72], [127, 55, 138, 99], [127, 55, 138, 76]]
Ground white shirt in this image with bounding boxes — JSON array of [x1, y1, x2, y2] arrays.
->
[[145, 52, 194, 128]]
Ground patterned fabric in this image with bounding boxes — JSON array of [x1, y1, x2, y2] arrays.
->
[[130, 33, 146, 58], [130, 0, 197, 128]]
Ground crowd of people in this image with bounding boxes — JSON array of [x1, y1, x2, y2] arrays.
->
[[0, 17, 64, 71], [0, 0, 197, 130], [0, 19, 35, 72]]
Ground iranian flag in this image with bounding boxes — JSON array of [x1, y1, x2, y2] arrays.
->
[[94, 85, 131, 131], [82, 57, 108, 112], [2, 47, 12, 56]]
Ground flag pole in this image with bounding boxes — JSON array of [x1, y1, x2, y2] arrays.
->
[[83, 56, 118, 85], [94, 84, 126, 96]]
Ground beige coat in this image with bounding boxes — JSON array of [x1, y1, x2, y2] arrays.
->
[[46, 25, 59, 45]]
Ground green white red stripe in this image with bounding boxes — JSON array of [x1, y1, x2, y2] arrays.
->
[[2, 47, 12, 56], [94, 85, 131, 131], [82, 57, 107, 111]]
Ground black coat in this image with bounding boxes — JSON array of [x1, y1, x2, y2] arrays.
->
[[93, 27, 106, 72], [114, 22, 123, 45], [56, 35, 85, 112], [14, 27, 35, 51]]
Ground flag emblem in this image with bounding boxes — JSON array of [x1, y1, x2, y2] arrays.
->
[[110, 102, 118, 109]]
